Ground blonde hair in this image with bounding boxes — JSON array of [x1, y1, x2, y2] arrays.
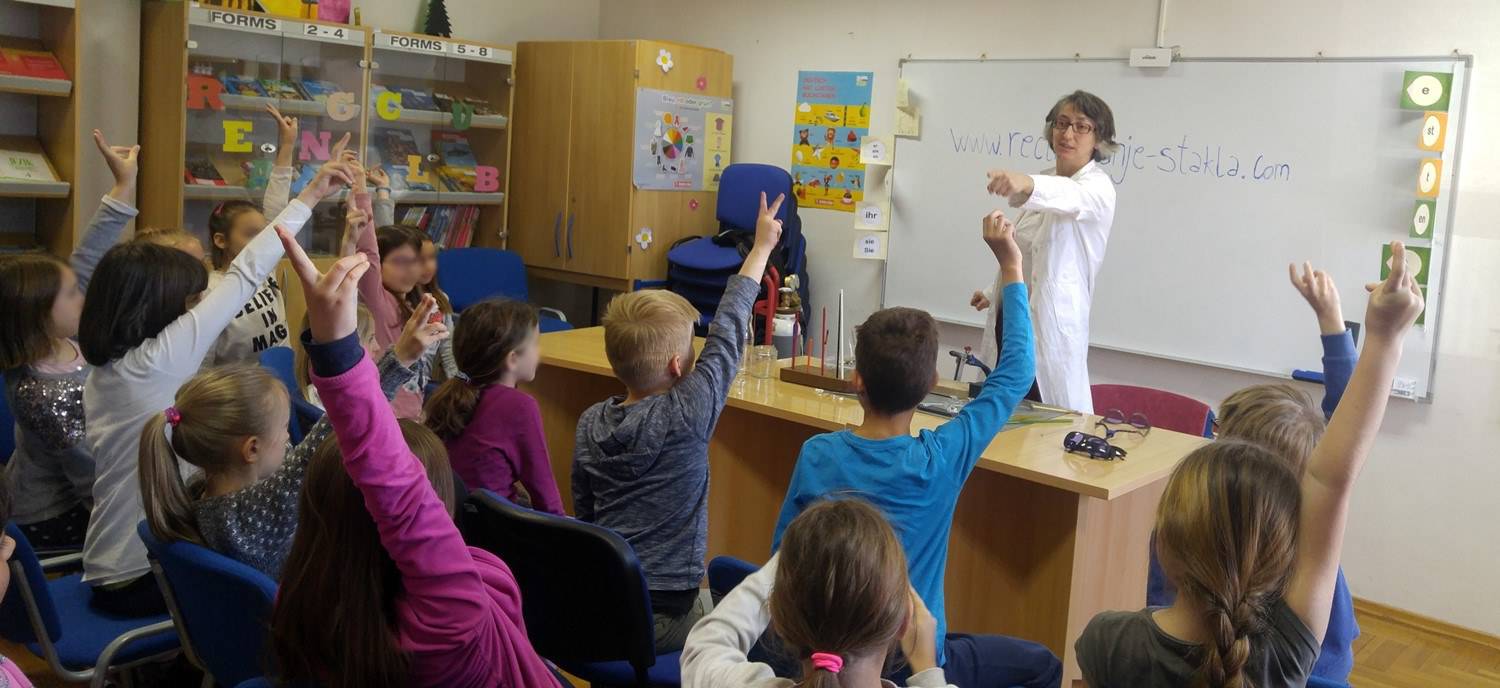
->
[[135, 226, 205, 260], [601, 289, 699, 391], [138, 365, 288, 544], [1217, 384, 1324, 477], [295, 305, 375, 392], [1155, 441, 1300, 688]]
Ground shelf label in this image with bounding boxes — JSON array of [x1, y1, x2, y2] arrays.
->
[[381, 33, 449, 55], [451, 42, 503, 62], [202, 9, 282, 35]]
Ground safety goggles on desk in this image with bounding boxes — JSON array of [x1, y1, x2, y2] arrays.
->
[[1063, 431, 1128, 462]]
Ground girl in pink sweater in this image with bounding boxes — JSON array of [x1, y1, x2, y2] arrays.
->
[[270, 229, 561, 688]]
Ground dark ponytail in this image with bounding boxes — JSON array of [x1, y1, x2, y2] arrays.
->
[[424, 299, 538, 440]]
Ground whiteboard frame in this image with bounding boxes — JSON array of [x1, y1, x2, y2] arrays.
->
[[889, 54, 1474, 402]]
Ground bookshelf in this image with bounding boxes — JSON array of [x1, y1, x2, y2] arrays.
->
[[138, 3, 514, 256], [0, 0, 78, 253]]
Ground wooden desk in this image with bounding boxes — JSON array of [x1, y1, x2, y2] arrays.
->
[[526, 327, 1207, 683]]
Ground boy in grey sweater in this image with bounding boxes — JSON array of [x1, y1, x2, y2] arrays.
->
[[573, 192, 785, 652]]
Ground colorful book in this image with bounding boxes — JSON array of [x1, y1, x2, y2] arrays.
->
[[431, 131, 478, 192], [0, 148, 57, 182], [259, 79, 305, 100], [463, 96, 497, 116], [297, 79, 341, 102], [396, 86, 439, 111], [2, 48, 67, 80], [184, 157, 227, 186], [221, 75, 268, 96]]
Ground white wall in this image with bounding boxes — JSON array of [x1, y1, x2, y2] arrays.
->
[[597, 0, 1500, 635], [356, 0, 600, 45]]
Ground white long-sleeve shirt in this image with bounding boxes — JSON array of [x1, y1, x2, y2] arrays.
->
[[82, 200, 313, 585], [680, 554, 954, 688]]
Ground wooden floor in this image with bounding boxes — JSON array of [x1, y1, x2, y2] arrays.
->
[[5, 606, 1498, 687]]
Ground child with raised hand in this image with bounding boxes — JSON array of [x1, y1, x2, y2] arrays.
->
[[0, 131, 138, 551], [200, 108, 349, 367], [683, 498, 955, 688], [137, 303, 445, 579], [1077, 242, 1425, 688], [78, 158, 352, 617], [771, 211, 1059, 687], [573, 191, 784, 652], [424, 298, 561, 514], [269, 225, 560, 688]]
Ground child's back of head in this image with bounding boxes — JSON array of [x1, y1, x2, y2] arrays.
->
[[425, 298, 539, 440], [1217, 384, 1324, 477], [272, 418, 454, 688], [771, 498, 911, 684], [0, 253, 70, 370], [135, 226, 207, 263], [78, 240, 209, 366], [854, 307, 940, 415], [601, 289, 700, 394], [1155, 440, 1301, 688]]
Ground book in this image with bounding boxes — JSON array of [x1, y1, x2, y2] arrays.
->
[[371, 127, 435, 192], [432, 92, 455, 112], [0, 149, 58, 182], [396, 86, 439, 112], [1, 48, 67, 80], [298, 79, 341, 103], [463, 96, 497, 116], [259, 79, 306, 100], [184, 157, 227, 186], [431, 131, 478, 193], [221, 75, 268, 96]]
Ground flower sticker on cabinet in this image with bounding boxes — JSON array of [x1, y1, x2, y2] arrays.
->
[[696, 75, 708, 91], [636, 227, 654, 250], [656, 49, 674, 74]]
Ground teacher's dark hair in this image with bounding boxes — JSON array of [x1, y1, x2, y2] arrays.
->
[[1045, 90, 1119, 162]]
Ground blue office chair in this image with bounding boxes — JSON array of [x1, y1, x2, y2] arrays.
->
[[666, 164, 809, 337], [0, 371, 15, 464], [463, 491, 679, 687], [138, 522, 277, 688], [436, 247, 571, 332], [1307, 677, 1350, 688], [0, 523, 180, 688], [707, 556, 759, 600], [257, 347, 324, 444]]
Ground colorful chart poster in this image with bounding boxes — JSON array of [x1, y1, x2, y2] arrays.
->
[[632, 87, 735, 191], [791, 71, 873, 213]]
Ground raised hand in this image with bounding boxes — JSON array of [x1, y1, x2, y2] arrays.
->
[[394, 294, 450, 368], [92, 129, 140, 201], [983, 210, 1022, 281], [276, 224, 369, 343], [295, 159, 354, 206], [265, 102, 298, 167], [367, 164, 391, 190], [970, 290, 992, 311], [329, 131, 352, 163], [754, 191, 785, 253], [1363, 241, 1425, 341], [1289, 261, 1345, 335], [986, 169, 1034, 205]]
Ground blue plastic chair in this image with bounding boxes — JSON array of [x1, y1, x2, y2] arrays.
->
[[436, 247, 571, 332], [0, 523, 179, 687], [258, 347, 325, 444], [1307, 677, 1351, 688], [707, 556, 759, 599], [463, 490, 679, 687], [138, 522, 277, 688], [0, 371, 15, 464]]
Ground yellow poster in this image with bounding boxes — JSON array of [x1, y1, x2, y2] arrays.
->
[[791, 71, 873, 213]]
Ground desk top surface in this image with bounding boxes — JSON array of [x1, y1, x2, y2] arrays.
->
[[539, 327, 1207, 500]]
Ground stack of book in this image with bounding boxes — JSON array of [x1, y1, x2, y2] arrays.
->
[[399, 205, 480, 249], [0, 48, 67, 80]]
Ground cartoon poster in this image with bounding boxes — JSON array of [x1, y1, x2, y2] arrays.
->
[[791, 71, 873, 212], [632, 87, 735, 191]]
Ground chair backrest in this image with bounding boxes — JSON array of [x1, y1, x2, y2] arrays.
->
[[0, 523, 61, 645], [1090, 384, 1214, 437], [258, 347, 308, 443], [138, 522, 278, 687], [716, 164, 802, 247], [462, 490, 658, 669], [1306, 677, 1350, 688], [707, 556, 759, 599], [0, 372, 14, 462], [436, 247, 528, 312]]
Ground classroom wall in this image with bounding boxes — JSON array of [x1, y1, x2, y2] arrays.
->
[[598, 0, 1500, 635], [356, 0, 600, 45]]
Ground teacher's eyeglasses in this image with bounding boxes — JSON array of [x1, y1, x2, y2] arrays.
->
[[1052, 118, 1096, 136]]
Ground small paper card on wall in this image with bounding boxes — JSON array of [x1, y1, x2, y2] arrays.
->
[[895, 79, 911, 109], [1418, 112, 1448, 151], [1416, 158, 1443, 198], [853, 231, 888, 260], [854, 200, 890, 230], [1410, 199, 1435, 239], [859, 135, 893, 166], [895, 108, 921, 138], [1400, 71, 1453, 111], [1381, 243, 1431, 287]]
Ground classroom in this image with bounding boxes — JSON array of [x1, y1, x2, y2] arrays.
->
[[0, 0, 1495, 686]]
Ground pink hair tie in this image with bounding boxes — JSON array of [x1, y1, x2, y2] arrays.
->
[[809, 652, 843, 674], [164, 407, 182, 427]]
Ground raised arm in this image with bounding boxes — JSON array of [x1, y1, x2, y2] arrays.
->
[[1284, 242, 1423, 640], [934, 211, 1035, 476], [986, 167, 1115, 223], [673, 192, 784, 437], [368, 165, 396, 227], [260, 104, 301, 220], [72, 130, 139, 290], [1290, 262, 1358, 418]]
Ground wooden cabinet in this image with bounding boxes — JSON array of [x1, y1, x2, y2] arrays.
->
[[509, 40, 732, 291]]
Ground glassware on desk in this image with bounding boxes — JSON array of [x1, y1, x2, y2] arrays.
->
[[749, 345, 778, 379]]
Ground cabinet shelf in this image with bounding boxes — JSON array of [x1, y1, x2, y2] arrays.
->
[[14, 0, 75, 8], [0, 179, 70, 198], [390, 109, 508, 130], [219, 94, 329, 117], [0, 74, 72, 97]]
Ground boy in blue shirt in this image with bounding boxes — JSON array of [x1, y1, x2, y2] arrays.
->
[[1146, 261, 1360, 682], [772, 211, 1060, 688]]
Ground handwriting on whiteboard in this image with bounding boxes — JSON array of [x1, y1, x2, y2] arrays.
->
[[947, 129, 1294, 185]]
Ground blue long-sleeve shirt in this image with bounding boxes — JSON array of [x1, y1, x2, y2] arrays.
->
[[771, 281, 1036, 664], [1147, 329, 1360, 682]]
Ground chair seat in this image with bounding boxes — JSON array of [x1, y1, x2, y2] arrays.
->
[[540, 316, 573, 333], [559, 651, 682, 687], [668, 237, 743, 272], [27, 574, 178, 670]]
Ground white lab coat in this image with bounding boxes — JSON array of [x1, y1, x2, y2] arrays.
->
[[979, 160, 1116, 414]]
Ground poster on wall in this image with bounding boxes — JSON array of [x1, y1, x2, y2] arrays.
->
[[632, 87, 735, 191], [791, 70, 873, 213]]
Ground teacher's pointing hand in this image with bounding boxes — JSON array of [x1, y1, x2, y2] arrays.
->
[[986, 169, 1035, 206]]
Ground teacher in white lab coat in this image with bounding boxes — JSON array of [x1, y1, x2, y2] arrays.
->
[[970, 90, 1118, 414]]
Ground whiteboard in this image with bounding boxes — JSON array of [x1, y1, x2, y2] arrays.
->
[[885, 57, 1469, 400]]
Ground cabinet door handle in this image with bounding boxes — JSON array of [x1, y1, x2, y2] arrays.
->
[[566, 212, 575, 260], [553, 212, 562, 258]]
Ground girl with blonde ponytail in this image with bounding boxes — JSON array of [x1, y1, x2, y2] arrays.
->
[[1075, 242, 1427, 687], [138, 303, 441, 578]]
